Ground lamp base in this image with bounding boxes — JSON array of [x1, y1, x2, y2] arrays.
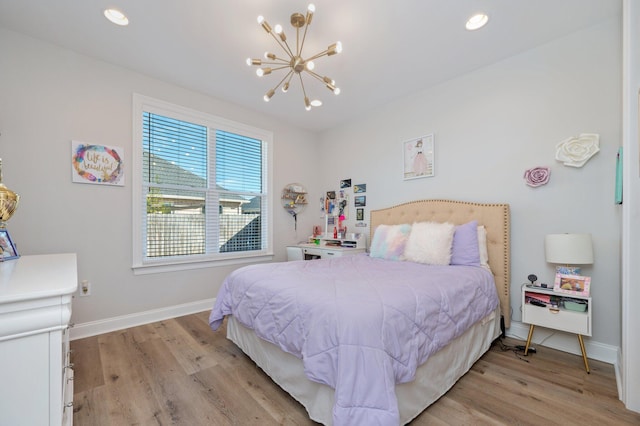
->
[[555, 265, 581, 275]]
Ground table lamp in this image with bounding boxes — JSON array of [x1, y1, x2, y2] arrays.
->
[[544, 233, 594, 271]]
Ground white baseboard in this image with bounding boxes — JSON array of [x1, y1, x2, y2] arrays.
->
[[70, 298, 215, 340], [507, 320, 619, 366]]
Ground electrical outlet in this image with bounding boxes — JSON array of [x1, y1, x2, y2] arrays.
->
[[80, 280, 91, 297]]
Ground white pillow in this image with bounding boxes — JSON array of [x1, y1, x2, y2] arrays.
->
[[477, 225, 492, 272], [404, 221, 455, 265]]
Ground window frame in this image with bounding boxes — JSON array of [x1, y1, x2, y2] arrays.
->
[[132, 94, 273, 274]]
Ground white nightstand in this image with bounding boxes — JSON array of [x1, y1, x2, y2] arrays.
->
[[521, 284, 592, 373]]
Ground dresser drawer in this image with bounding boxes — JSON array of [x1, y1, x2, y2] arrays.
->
[[522, 303, 590, 336]]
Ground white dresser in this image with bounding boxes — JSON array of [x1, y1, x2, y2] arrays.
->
[[0, 253, 77, 426]]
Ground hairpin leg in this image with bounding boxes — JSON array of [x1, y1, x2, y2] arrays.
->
[[524, 324, 535, 356], [577, 334, 590, 373]]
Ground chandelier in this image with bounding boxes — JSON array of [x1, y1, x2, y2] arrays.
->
[[246, 4, 342, 111]]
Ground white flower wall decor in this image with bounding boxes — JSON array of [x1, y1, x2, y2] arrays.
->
[[555, 133, 600, 167]]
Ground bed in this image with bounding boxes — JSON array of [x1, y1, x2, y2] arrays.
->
[[209, 199, 510, 425]]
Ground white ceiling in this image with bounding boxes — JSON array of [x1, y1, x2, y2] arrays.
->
[[0, 0, 621, 133]]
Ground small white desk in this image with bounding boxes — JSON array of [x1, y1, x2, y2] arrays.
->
[[290, 243, 366, 260], [287, 236, 367, 261]]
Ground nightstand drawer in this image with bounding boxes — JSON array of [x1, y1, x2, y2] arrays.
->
[[523, 304, 590, 336]]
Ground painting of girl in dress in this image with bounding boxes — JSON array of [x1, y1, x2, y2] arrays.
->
[[403, 134, 434, 180]]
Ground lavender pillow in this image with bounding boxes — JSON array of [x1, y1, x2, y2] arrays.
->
[[450, 220, 481, 266], [370, 224, 412, 260]]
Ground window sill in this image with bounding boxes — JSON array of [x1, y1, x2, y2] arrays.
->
[[132, 252, 274, 275]]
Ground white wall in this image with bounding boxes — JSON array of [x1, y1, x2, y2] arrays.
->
[[319, 20, 622, 350], [0, 28, 322, 326]]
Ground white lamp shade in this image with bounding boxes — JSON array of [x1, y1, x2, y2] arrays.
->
[[544, 233, 594, 265]]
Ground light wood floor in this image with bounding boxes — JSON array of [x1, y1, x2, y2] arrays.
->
[[72, 312, 640, 425]]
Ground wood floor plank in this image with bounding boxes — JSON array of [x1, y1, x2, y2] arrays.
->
[[149, 318, 220, 375], [74, 378, 164, 425], [414, 395, 501, 425], [216, 353, 316, 425], [70, 335, 104, 394], [72, 317, 640, 426]]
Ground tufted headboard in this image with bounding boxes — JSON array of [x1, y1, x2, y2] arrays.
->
[[370, 199, 511, 328]]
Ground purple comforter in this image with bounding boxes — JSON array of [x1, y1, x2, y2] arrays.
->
[[209, 254, 499, 426]]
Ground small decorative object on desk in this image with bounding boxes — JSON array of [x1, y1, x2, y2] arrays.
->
[[554, 273, 591, 297], [0, 229, 19, 260], [0, 158, 20, 261]]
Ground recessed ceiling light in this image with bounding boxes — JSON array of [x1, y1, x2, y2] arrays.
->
[[465, 13, 488, 31], [104, 8, 129, 26]]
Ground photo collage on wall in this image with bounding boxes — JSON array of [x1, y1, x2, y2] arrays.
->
[[319, 178, 368, 238]]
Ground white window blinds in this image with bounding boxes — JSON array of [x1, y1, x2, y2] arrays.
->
[[136, 102, 270, 267]]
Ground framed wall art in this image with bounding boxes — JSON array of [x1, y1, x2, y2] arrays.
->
[[71, 141, 124, 186], [403, 134, 434, 180]]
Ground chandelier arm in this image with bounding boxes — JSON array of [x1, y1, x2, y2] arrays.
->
[[305, 49, 331, 62], [298, 73, 312, 110], [283, 71, 295, 90], [295, 25, 300, 57], [299, 22, 311, 58], [255, 60, 288, 66], [272, 69, 294, 92], [268, 31, 295, 59], [305, 69, 327, 83], [298, 73, 309, 99], [269, 65, 292, 73]]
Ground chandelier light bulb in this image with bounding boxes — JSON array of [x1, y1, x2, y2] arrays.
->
[[328, 42, 342, 56], [311, 99, 322, 107], [282, 82, 289, 92], [308, 4, 316, 13], [247, 58, 261, 66], [305, 60, 315, 71], [257, 67, 272, 77], [264, 89, 275, 102], [304, 97, 311, 111], [333, 87, 341, 95], [275, 24, 283, 34], [258, 16, 272, 33]]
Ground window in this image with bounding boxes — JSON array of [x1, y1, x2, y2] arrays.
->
[[132, 94, 273, 273]]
